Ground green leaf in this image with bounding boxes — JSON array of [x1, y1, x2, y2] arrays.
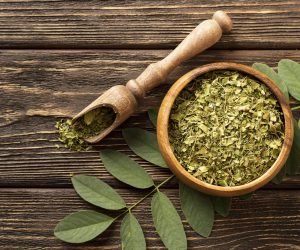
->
[[211, 197, 231, 217], [122, 128, 168, 168], [100, 149, 154, 189], [179, 182, 214, 237], [239, 192, 254, 200], [272, 165, 286, 184], [72, 175, 126, 210], [285, 119, 300, 175], [54, 210, 114, 243], [252, 63, 289, 100], [148, 108, 158, 127], [278, 59, 300, 101], [151, 191, 187, 250], [120, 213, 146, 250]]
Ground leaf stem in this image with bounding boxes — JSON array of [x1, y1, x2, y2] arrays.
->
[[155, 174, 175, 189], [291, 105, 300, 111], [113, 175, 174, 221]]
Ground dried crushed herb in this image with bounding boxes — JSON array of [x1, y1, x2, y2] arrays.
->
[[56, 107, 116, 151], [75, 107, 116, 138], [169, 71, 284, 186], [55, 119, 90, 151]]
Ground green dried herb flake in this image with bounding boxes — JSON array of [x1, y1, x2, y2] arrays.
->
[[55, 119, 90, 151], [56, 107, 116, 151], [75, 107, 116, 138], [169, 71, 284, 186]]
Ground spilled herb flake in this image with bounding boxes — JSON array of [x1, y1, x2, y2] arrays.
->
[[55, 119, 90, 151], [56, 107, 116, 151], [169, 70, 285, 186]]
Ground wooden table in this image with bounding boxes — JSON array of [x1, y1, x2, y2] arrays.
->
[[0, 1, 300, 249]]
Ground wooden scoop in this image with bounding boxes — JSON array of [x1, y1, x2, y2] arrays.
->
[[72, 10, 232, 143]]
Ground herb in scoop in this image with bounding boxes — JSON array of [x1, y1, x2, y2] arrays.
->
[[169, 70, 285, 186], [56, 107, 116, 151]]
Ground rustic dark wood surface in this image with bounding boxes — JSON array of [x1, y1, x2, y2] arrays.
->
[[0, 1, 300, 249], [0, 0, 299, 49], [1, 189, 300, 249]]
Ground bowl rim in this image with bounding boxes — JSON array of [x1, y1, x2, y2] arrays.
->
[[157, 62, 294, 197]]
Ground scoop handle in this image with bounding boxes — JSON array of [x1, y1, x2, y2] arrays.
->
[[126, 11, 232, 99]]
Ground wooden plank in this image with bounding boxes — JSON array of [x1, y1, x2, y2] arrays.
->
[[0, 0, 299, 49], [0, 49, 299, 188], [0, 188, 299, 249]]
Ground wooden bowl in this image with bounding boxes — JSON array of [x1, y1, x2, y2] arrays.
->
[[157, 62, 294, 197]]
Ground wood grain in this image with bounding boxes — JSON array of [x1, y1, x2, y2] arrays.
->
[[0, 0, 299, 49], [0, 188, 299, 249], [0, 49, 299, 188]]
